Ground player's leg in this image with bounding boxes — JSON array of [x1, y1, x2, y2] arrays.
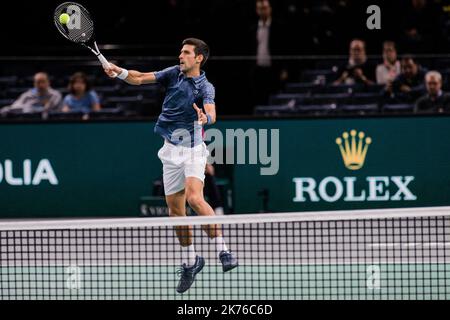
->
[[165, 185, 199, 266], [185, 177, 221, 237], [185, 176, 238, 272], [184, 143, 221, 237], [159, 142, 204, 293], [165, 189, 196, 265]]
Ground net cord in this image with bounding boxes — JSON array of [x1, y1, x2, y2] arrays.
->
[[0, 206, 449, 231]]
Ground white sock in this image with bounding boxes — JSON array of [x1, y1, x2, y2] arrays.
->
[[214, 207, 224, 215], [214, 236, 228, 256], [181, 244, 196, 267]]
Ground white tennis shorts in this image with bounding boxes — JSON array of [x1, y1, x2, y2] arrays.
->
[[157, 140, 209, 195]]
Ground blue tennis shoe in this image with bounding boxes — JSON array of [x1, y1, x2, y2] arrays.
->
[[176, 255, 205, 293], [219, 251, 238, 272]]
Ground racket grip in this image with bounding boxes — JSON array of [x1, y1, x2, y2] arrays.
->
[[97, 54, 118, 77]]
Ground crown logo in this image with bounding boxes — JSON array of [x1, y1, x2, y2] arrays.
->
[[335, 130, 372, 170]]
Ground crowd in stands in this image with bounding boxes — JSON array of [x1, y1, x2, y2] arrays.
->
[[255, 35, 450, 116], [1, 71, 103, 120], [250, 0, 450, 116], [0, 66, 162, 120], [2, 0, 450, 119]]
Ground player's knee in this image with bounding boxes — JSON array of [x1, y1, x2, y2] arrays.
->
[[186, 194, 203, 208], [168, 207, 185, 217]]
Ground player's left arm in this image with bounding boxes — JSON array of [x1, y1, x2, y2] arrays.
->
[[193, 103, 216, 125], [201, 83, 216, 124], [203, 103, 216, 124]]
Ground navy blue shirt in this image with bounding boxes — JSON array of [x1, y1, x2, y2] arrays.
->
[[154, 65, 215, 147]]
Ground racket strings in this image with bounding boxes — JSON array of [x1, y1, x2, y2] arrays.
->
[[54, 2, 95, 44]]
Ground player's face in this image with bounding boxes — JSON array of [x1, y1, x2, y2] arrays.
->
[[179, 45, 200, 73]]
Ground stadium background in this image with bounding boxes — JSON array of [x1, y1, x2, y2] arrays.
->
[[1, 0, 450, 217]]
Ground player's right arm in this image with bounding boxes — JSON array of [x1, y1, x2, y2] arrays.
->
[[104, 63, 156, 85]]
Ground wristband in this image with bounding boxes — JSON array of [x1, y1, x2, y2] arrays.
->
[[117, 68, 129, 80], [206, 113, 212, 125]]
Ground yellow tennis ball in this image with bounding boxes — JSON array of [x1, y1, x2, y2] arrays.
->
[[59, 13, 70, 25]]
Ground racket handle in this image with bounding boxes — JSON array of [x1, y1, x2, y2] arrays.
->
[[97, 54, 118, 77]]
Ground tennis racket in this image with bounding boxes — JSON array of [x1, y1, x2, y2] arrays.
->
[[54, 2, 117, 77]]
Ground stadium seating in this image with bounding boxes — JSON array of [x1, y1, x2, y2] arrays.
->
[[382, 104, 415, 113], [254, 104, 298, 116], [340, 104, 379, 115], [0, 66, 162, 118], [2, 56, 450, 119], [297, 104, 337, 115]]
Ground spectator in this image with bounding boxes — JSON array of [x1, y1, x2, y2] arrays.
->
[[250, 0, 288, 106], [62, 72, 101, 114], [385, 56, 426, 103], [401, 0, 441, 52], [376, 41, 401, 85], [415, 71, 450, 113], [10, 72, 62, 112], [333, 39, 374, 86]]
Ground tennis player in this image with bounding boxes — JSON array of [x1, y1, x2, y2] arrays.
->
[[104, 38, 238, 293]]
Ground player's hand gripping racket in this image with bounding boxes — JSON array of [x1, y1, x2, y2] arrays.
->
[[54, 2, 117, 77]]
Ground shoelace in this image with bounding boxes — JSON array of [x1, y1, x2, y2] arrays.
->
[[221, 251, 232, 261], [176, 264, 192, 278], [176, 267, 185, 278]]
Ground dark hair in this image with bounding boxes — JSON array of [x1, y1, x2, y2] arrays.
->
[[182, 38, 210, 67], [401, 55, 416, 64], [383, 41, 396, 50], [68, 72, 91, 94]]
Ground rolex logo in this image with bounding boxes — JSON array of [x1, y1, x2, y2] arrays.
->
[[336, 130, 372, 170]]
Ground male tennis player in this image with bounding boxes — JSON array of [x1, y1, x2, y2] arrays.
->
[[104, 38, 238, 293]]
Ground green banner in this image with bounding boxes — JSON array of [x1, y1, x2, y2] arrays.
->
[[213, 117, 450, 213], [0, 116, 449, 217], [0, 122, 161, 217]]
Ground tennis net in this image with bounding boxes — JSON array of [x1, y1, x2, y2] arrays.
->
[[0, 207, 449, 300]]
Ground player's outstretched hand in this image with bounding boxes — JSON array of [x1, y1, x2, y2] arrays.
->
[[193, 103, 207, 125], [104, 63, 122, 78]]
